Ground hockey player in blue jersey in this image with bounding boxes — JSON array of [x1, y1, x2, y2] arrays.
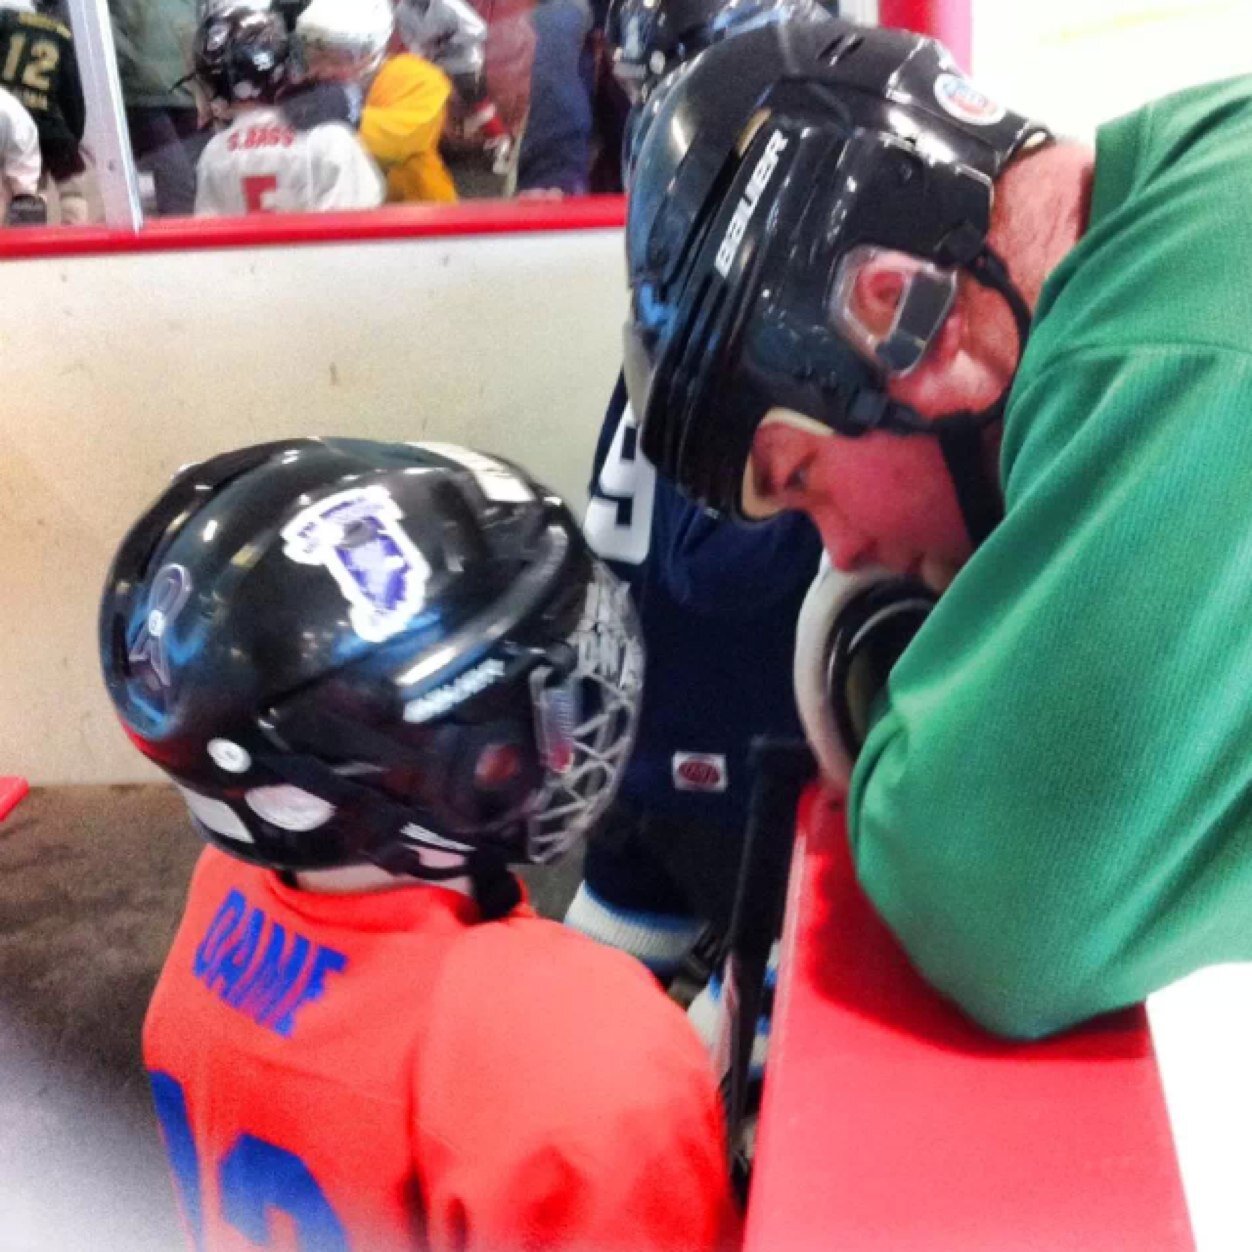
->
[[567, 373, 821, 978], [564, 0, 830, 982]]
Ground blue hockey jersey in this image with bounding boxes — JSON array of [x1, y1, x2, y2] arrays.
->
[[584, 375, 822, 831]]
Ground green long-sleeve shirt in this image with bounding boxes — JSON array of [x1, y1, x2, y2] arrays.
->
[[850, 76, 1252, 1039], [108, 0, 196, 110]]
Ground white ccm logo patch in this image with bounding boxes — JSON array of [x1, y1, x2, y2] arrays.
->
[[714, 130, 789, 278], [403, 658, 506, 724]]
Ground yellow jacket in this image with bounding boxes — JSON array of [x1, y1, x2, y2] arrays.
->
[[362, 54, 457, 204]]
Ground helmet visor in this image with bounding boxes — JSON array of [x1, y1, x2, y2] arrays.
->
[[828, 244, 957, 378]]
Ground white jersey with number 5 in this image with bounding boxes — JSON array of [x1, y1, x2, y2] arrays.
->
[[194, 105, 384, 217]]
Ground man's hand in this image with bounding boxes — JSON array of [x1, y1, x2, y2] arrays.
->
[[794, 562, 935, 793]]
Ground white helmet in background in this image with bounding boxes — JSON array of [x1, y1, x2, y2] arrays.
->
[[296, 0, 393, 82], [196, 0, 274, 17], [395, 0, 487, 80]]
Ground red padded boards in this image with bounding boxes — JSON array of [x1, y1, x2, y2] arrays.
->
[[747, 788, 1194, 1252]]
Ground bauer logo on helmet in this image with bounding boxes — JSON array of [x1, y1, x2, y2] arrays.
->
[[714, 128, 788, 278]]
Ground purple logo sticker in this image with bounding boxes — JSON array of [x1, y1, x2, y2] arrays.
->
[[282, 486, 431, 643]]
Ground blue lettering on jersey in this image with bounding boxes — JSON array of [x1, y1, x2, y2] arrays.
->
[[193, 890, 348, 1037]]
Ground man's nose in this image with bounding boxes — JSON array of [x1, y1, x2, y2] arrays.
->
[[816, 513, 872, 572]]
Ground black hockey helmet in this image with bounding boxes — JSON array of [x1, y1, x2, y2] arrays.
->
[[193, 5, 292, 107], [622, 19, 1050, 543], [100, 439, 642, 912], [606, 0, 827, 103]]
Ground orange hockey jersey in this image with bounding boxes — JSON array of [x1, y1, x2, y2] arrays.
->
[[144, 847, 738, 1252]]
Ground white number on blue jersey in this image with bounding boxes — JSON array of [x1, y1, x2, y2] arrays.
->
[[583, 402, 656, 566]]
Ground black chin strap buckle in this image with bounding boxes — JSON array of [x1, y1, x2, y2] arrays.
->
[[469, 850, 523, 921], [847, 389, 891, 431]]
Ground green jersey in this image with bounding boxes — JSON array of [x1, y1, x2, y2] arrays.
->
[[850, 76, 1252, 1039]]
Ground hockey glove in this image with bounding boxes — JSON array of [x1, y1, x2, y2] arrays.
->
[[793, 561, 935, 793]]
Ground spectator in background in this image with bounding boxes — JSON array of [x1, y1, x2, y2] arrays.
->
[[109, 0, 203, 215], [585, 6, 628, 193], [360, 0, 458, 203], [515, 0, 592, 196], [0, 0, 89, 223], [0, 83, 43, 222], [193, 5, 382, 215], [436, 0, 533, 197], [395, 0, 511, 183]]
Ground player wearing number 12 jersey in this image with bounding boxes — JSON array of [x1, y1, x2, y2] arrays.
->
[[193, 6, 382, 217], [100, 438, 739, 1252]]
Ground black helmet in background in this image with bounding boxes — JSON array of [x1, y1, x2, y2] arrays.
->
[[622, 19, 1050, 544], [100, 439, 642, 906], [606, 0, 832, 104], [193, 5, 293, 109]]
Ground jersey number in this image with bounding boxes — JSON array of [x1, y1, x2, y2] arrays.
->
[[243, 174, 280, 214], [150, 1071, 348, 1251], [1, 33, 60, 93], [583, 401, 656, 566]]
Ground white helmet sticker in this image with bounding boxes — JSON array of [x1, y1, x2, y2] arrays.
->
[[208, 739, 252, 774], [178, 786, 256, 843], [245, 785, 336, 832], [282, 485, 431, 643], [714, 128, 789, 278], [413, 443, 535, 504], [933, 73, 1006, 127], [402, 657, 506, 723]]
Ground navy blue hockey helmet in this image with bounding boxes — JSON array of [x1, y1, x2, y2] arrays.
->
[[607, 0, 829, 104], [100, 439, 642, 897], [622, 19, 1050, 542]]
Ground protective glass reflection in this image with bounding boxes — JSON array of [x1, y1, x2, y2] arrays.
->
[[828, 245, 958, 378]]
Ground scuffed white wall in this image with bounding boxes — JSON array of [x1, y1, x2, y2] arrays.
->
[[974, 1, 1252, 137], [0, 228, 625, 783]]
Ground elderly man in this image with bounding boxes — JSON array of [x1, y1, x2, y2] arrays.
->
[[622, 17, 1252, 1039]]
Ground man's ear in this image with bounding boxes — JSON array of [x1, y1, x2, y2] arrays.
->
[[849, 262, 907, 341], [923, 291, 966, 372]]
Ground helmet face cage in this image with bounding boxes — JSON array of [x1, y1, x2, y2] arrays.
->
[[524, 565, 643, 862]]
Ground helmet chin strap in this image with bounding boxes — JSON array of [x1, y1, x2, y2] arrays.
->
[[924, 246, 1034, 550], [266, 752, 524, 920]]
